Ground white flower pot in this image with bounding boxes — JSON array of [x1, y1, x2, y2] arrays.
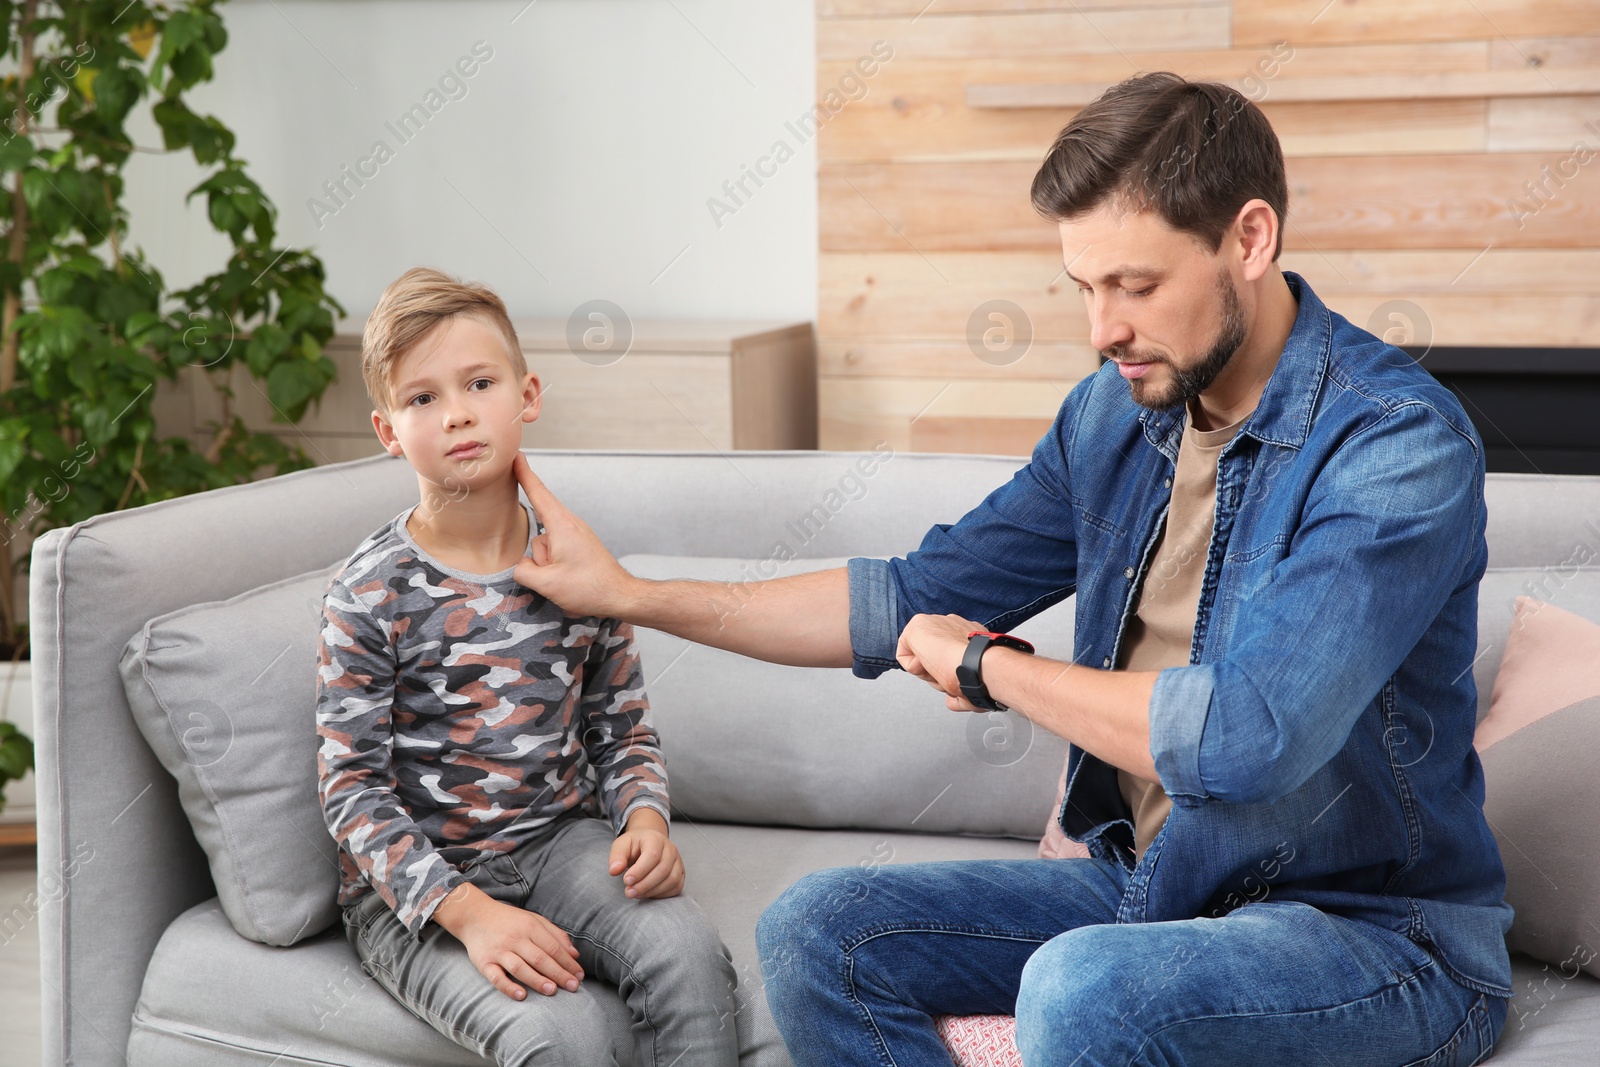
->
[[0, 659, 35, 825]]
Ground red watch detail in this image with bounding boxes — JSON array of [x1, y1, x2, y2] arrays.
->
[[965, 631, 1035, 654]]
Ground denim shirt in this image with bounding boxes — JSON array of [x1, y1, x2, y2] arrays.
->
[[847, 271, 1514, 998]]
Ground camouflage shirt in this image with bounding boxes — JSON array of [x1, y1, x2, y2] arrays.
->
[[315, 501, 668, 935]]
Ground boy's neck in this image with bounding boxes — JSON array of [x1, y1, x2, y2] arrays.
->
[[406, 480, 530, 574]]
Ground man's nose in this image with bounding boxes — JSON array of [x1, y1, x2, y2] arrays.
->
[[1087, 297, 1133, 354]]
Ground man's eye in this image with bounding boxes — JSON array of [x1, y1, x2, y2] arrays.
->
[[1126, 287, 1154, 298]]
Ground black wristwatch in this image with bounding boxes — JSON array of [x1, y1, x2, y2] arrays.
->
[[956, 631, 1036, 712]]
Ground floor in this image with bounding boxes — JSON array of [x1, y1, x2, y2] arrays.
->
[[0, 847, 41, 1066]]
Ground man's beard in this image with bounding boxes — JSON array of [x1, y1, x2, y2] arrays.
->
[[1106, 270, 1249, 412]]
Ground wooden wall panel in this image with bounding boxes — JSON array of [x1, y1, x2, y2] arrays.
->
[[820, 377, 1079, 451], [819, 340, 1102, 379], [815, 2, 1600, 454], [822, 82, 1487, 162], [820, 251, 1084, 338], [1491, 36, 1600, 69], [1234, 1, 1599, 48], [821, 249, 1600, 352], [819, 7, 1229, 60], [821, 153, 1600, 252], [820, 161, 1049, 251], [820, 0, 1212, 14], [911, 415, 1056, 456], [1488, 95, 1600, 151]]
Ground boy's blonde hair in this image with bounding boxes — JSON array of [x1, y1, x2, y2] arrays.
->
[[362, 267, 526, 415]]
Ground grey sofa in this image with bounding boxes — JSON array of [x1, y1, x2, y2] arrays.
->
[[29, 448, 1600, 1065]]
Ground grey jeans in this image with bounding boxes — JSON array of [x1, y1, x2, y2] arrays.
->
[[342, 809, 741, 1067]]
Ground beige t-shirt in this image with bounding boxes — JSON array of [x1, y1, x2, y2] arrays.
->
[[1116, 400, 1250, 860]]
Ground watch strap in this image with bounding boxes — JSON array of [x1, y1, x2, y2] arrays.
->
[[956, 631, 1035, 711]]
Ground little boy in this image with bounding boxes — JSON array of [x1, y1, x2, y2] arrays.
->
[[314, 267, 739, 1066]]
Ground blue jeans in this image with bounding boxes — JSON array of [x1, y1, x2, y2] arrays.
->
[[343, 811, 741, 1067], [756, 857, 1506, 1067]]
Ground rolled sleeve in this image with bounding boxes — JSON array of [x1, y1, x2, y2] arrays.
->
[[844, 387, 1085, 681], [1148, 663, 1216, 806], [847, 556, 904, 679]]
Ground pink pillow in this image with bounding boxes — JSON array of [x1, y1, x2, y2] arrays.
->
[[937, 1013, 1022, 1067], [1039, 751, 1091, 859], [1475, 597, 1600, 750]]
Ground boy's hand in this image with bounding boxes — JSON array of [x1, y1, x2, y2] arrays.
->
[[608, 808, 684, 899], [512, 453, 640, 618], [431, 881, 585, 1001]]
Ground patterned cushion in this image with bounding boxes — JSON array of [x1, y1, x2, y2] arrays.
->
[[937, 1013, 1023, 1067]]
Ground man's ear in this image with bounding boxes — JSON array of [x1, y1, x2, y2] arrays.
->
[[1233, 199, 1279, 283], [372, 410, 404, 456]]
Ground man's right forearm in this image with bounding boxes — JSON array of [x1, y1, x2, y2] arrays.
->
[[617, 566, 854, 668]]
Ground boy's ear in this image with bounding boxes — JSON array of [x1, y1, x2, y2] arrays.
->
[[520, 372, 543, 424], [372, 410, 404, 456]]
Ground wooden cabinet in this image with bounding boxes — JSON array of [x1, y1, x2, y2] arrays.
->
[[152, 319, 818, 465], [511, 319, 817, 452]]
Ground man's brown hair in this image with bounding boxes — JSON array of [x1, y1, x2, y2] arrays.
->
[[362, 267, 526, 415], [1030, 72, 1288, 260]]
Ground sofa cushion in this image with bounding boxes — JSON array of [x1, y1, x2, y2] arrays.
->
[[620, 555, 1073, 838], [1473, 596, 1600, 979], [119, 564, 343, 946], [1476, 599, 1600, 749], [1482, 695, 1600, 978], [937, 1014, 1022, 1067], [130, 822, 1039, 1067], [1038, 757, 1092, 860], [1471, 568, 1600, 723]]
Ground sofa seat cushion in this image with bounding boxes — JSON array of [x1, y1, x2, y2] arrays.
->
[[1493, 955, 1600, 1063], [130, 822, 1039, 1066], [130, 898, 497, 1067]]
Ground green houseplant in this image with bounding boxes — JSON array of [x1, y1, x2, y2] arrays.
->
[[0, 1, 346, 816], [0, 717, 29, 815], [0, 0, 345, 670]]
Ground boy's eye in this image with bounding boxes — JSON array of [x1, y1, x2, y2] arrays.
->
[[407, 379, 491, 406]]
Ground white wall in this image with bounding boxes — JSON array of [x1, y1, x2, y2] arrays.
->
[[122, 0, 819, 330]]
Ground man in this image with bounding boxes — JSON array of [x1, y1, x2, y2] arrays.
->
[[509, 72, 1512, 1066]]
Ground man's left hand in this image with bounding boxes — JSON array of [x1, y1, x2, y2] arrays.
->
[[896, 613, 986, 712]]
